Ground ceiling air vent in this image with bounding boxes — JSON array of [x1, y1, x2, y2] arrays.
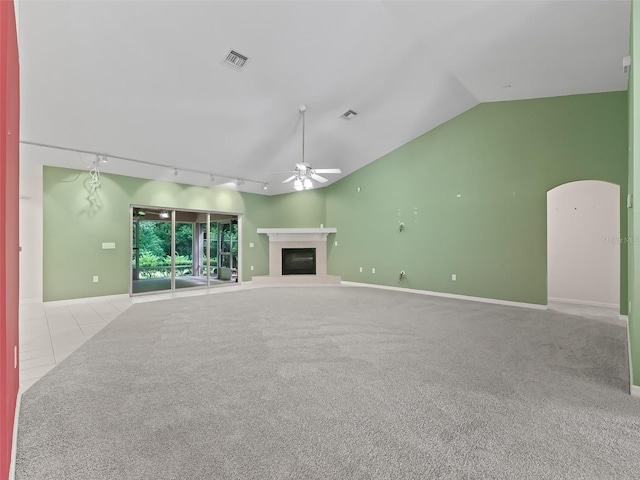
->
[[341, 109, 358, 119], [225, 50, 249, 70]]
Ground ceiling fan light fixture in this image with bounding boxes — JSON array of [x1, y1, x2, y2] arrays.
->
[[303, 177, 313, 190], [284, 105, 341, 192]]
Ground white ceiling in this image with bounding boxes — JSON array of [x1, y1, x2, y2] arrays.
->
[[18, 0, 631, 195]]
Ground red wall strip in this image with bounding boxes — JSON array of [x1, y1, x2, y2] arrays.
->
[[0, 1, 20, 479]]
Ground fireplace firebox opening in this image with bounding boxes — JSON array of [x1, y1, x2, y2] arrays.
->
[[282, 248, 316, 275]]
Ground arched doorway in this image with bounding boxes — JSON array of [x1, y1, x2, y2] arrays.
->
[[547, 180, 620, 309]]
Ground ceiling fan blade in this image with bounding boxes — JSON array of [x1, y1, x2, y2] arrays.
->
[[282, 175, 296, 183], [311, 173, 328, 183], [313, 168, 341, 174]]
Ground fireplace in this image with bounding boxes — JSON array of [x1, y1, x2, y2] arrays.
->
[[254, 228, 341, 285], [282, 248, 316, 275]]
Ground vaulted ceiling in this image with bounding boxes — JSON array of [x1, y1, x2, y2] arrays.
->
[[18, 0, 631, 195]]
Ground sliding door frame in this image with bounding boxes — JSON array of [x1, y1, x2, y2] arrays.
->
[[129, 204, 242, 296]]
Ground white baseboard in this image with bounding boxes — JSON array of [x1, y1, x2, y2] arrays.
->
[[629, 321, 635, 398], [44, 293, 130, 307], [8, 387, 23, 480], [18, 297, 43, 305], [619, 315, 629, 322], [341, 281, 547, 310], [548, 297, 619, 309]]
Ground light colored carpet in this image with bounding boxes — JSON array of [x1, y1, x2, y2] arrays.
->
[[16, 287, 640, 479]]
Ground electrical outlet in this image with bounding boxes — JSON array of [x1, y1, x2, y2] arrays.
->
[[250, 265, 254, 271], [249, 242, 254, 248], [334, 241, 338, 246], [451, 274, 456, 281], [93, 276, 99, 283], [359, 267, 363, 273], [372, 268, 376, 274]]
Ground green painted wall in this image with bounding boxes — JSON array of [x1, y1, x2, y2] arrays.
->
[[325, 92, 629, 309], [42, 167, 325, 301], [43, 92, 630, 343], [268, 189, 326, 228], [629, 1, 639, 388]]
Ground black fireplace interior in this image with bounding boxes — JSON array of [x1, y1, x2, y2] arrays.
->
[[282, 248, 316, 275]]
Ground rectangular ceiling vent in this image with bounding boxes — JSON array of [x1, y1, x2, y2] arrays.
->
[[341, 109, 358, 119], [225, 50, 249, 70]]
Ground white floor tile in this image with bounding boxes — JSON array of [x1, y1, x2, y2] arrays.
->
[[50, 328, 86, 350], [80, 323, 106, 339], [21, 363, 55, 381], [51, 335, 86, 352], [19, 306, 46, 321], [19, 332, 51, 346], [20, 378, 40, 392], [47, 317, 79, 332], [20, 346, 54, 361], [53, 345, 83, 362], [20, 316, 48, 327], [19, 321, 49, 335], [99, 311, 121, 323], [49, 324, 84, 337], [88, 301, 121, 316], [20, 338, 53, 353], [74, 314, 105, 326], [109, 299, 134, 312], [20, 355, 55, 371], [54, 350, 74, 363], [45, 309, 75, 322]]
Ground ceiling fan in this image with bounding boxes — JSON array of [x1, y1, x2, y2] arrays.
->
[[282, 105, 341, 191]]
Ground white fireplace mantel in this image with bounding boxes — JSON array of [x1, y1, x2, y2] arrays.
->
[[256, 227, 337, 243], [253, 227, 341, 285]]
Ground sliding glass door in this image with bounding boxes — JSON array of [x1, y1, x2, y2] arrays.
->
[[131, 208, 173, 294], [130, 206, 240, 295]]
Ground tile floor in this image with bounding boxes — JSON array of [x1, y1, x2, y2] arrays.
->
[[18, 284, 254, 392], [18, 296, 134, 391]]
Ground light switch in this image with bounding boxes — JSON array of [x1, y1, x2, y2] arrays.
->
[[249, 242, 254, 248]]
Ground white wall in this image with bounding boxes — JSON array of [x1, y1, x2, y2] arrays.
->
[[19, 146, 44, 302], [547, 180, 620, 308]]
